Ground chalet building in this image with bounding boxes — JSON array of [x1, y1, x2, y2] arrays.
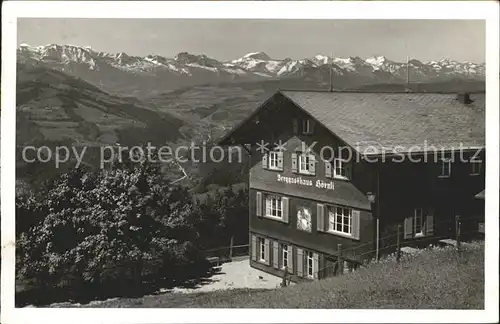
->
[[219, 90, 485, 282]]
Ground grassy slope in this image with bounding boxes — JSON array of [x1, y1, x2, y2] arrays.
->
[[81, 242, 484, 309]]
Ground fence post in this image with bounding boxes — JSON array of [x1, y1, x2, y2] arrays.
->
[[396, 224, 402, 263], [352, 248, 356, 272], [455, 215, 461, 252], [229, 236, 234, 260], [337, 244, 343, 276]]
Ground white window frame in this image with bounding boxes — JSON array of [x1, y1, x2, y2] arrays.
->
[[413, 208, 424, 237], [302, 119, 311, 134], [259, 238, 266, 262], [281, 244, 288, 270], [265, 195, 283, 219], [306, 251, 314, 278], [328, 206, 352, 236], [470, 159, 481, 176], [298, 153, 314, 175], [268, 151, 281, 171], [439, 158, 451, 178], [334, 157, 348, 179]]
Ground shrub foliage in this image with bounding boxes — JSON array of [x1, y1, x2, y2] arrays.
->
[[16, 154, 248, 305]]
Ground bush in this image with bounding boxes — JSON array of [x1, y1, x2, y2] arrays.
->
[[16, 156, 209, 305]]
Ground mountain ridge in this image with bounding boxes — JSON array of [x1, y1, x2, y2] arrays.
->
[[18, 43, 485, 97]]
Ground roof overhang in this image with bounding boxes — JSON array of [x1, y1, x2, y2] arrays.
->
[[218, 90, 485, 157], [218, 91, 283, 146]]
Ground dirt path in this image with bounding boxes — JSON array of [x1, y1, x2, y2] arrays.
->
[[165, 258, 284, 294]]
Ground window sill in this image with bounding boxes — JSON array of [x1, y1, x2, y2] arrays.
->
[[437, 175, 451, 179], [267, 167, 283, 172], [333, 175, 349, 181], [298, 171, 315, 176], [403, 233, 430, 240], [326, 230, 357, 240], [263, 215, 287, 223], [470, 173, 480, 176]]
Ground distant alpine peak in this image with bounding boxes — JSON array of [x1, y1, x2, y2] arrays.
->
[[175, 52, 208, 62], [313, 55, 367, 66], [241, 52, 272, 61], [365, 55, 391, 66], [116, 52, 129, 58], [314, 54, 331, 64]]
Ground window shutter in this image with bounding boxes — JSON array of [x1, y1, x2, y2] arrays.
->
[[292, 118, 299, 134], [317, 203, 325, 232], [426, 210, 434, 236], [325, 161, 332, 178], [291, 153, 298, 173], [313, 253, 319, 279], [351, 210, 361, 240], [404, 216, 413, 239], [251, 235, 257, 261], [282, 197, 289, 223], [264, 239, 270, 265], [288, 245, 293, 273], [309, 120, 316, 134], [272, 241, 279, 269], [256, 192, 262, 217], [277, 151, 284, 170], [296, 248, 303, 277], [262, 153, 268, 169], [309, 155, 316, 175]]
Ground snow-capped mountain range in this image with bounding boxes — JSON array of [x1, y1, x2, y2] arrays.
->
[[17, 43, 485, 97]]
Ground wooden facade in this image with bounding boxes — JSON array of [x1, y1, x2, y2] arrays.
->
[[220, 90, 485, 282]]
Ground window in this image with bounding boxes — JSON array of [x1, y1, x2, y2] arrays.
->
[[268, 151, 280, 170], [259, 238, 266, 262], [281, 244, 288, 270], [328, 206, 352, 235], [334, 158, 348, 179], [413, 208, 424, 236], [302, 119, 311, 134], [471, 159, 481, 176], [297, 206, 312, 232], [299, 153, 314, 175], [439, 158, 451, 177], [306, 251, 314, 278], [265, 195, 283, 219]]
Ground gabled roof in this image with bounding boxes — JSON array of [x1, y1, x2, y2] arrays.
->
[[219, 90, 485, 155]]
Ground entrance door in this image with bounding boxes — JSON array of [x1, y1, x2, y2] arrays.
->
[[434, 206, 455, 238]]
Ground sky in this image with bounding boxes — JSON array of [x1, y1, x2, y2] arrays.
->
[[17, 19, 485, 63]]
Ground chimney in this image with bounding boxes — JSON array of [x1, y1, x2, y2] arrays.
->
[[457, 93, 473, 104]]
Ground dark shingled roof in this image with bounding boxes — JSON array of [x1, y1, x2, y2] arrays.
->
[[280, 91, 485, 155]]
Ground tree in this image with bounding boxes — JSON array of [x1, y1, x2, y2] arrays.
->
[[16, 154, 207, 302]]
